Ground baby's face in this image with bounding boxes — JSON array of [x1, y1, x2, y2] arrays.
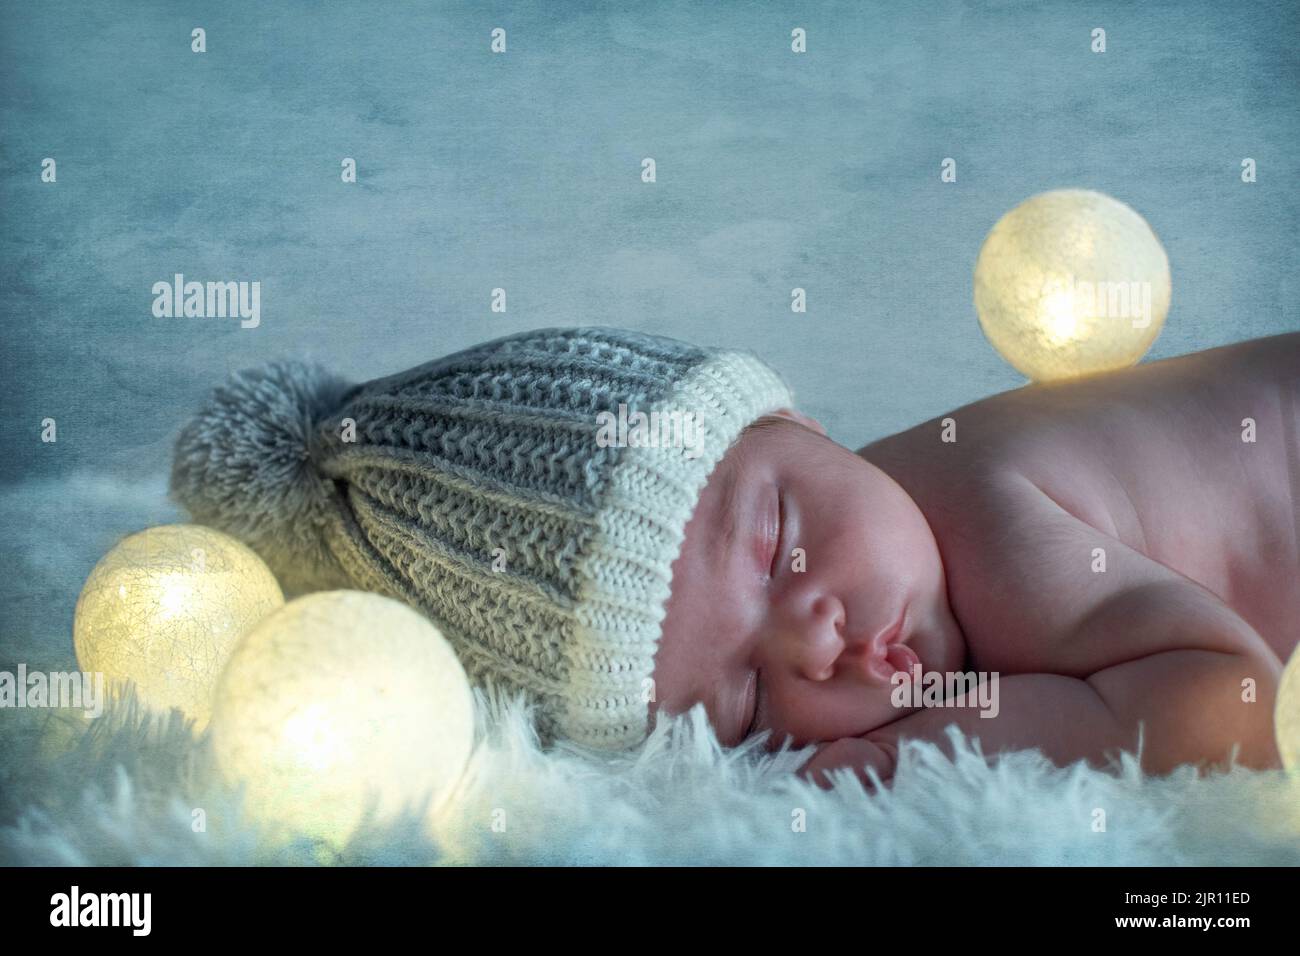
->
[[649, 411, 965, 750]]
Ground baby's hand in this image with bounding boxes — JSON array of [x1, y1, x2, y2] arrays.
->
[[797, 736, 898, 791]]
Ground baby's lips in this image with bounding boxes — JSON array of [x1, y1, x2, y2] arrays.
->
[[885, 642, 921, 679], [865, 639, 919, 684], [863, 608, 919, 683]]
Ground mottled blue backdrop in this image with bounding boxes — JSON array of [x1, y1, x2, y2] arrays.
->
[[1, 0, 1297, 667]]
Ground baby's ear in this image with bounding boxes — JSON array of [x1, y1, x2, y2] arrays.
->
[[769, 407, 827, 436]]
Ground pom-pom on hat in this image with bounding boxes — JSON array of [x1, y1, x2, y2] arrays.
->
[[169, 326, 793, 751]]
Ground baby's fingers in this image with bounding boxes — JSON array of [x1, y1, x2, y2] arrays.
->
[[797, 736, 898, 791]]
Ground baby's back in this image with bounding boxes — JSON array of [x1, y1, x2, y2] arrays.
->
[[862, 331, 1300, 669]]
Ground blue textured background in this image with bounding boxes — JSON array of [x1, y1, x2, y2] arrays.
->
[[1, 0, 1297, 667]]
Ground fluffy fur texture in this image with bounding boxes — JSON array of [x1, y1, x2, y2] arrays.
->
[[4, 682, 1300, 866], [168, 360, 357, 597]]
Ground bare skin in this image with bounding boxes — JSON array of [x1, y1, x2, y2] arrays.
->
[[649, 331, 1300, 789]]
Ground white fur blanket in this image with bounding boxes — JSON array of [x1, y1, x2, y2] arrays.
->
[[2, 472, 1300, 865], [4, 685, 1300, 866]]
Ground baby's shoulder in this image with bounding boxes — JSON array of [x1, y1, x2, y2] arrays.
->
[[858, 392, 1089, 536], [907, 461, 1212, 673], [865, 424, 1170, 665]]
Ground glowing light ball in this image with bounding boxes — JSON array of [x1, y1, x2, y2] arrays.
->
[[973, 189, 1171, 382], [1276, 643, 1300, 773], [209, 590, 476, 848], [73, 524, 284, 732]]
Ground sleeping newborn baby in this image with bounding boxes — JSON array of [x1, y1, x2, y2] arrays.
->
[[173, 325, 1297, 788], [650, 331, 1300, 788]]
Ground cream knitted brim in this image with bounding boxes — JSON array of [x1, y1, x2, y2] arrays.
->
[[566, 351, 793, 749]]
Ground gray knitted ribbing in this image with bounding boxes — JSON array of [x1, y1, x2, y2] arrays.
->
[[313, 330, 703, 746]]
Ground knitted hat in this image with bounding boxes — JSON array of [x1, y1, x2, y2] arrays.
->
[[169, 326, 793, 751]]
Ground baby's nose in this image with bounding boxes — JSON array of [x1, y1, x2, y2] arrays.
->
[[788, 594, 847, 681]]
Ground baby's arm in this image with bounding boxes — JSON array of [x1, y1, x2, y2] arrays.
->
[[799, 582, 1283, 789], [800, 674, 1123, 789]]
